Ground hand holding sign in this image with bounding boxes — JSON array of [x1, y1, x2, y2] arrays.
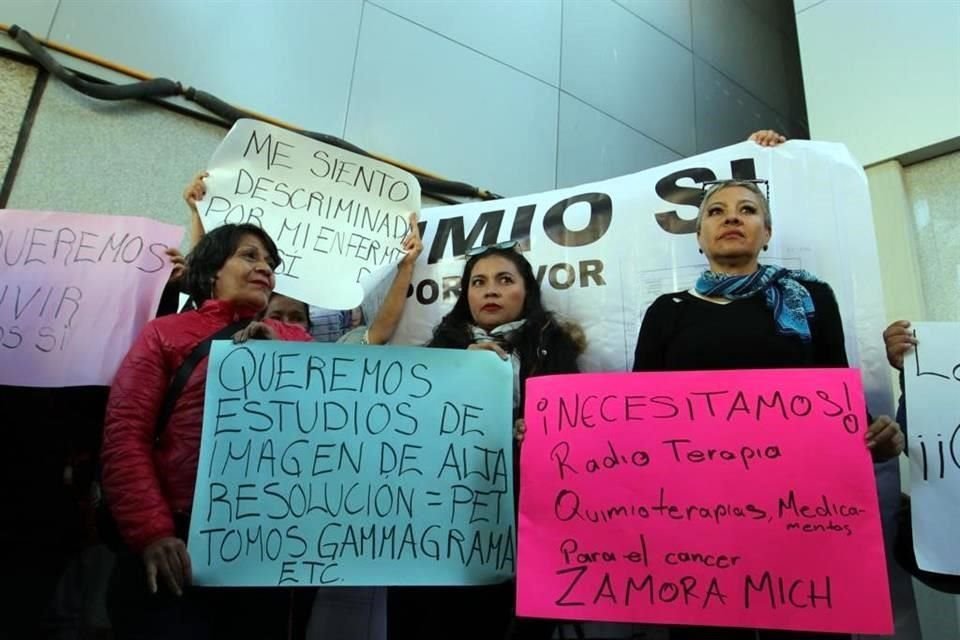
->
[[399, 212, 423, 268], [166, 247, 186, 282], [200, 120, 421, 310], [231, 320, 276, 343], [184, 171, 209, 207], [883, 320, 917, 371], [144, 536, 192, 596], [865, 414, 904, 459]]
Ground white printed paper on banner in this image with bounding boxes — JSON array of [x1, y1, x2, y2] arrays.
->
[[904, 322, 960, 575], [200, 119, 421, 310], [378, 141, 891, 415]]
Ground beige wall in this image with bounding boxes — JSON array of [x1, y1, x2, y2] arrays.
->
[[902, 152, 960, 322], [864, 148, 960, 640], [796, 0, 960, 167], [866, 162, 927, 326]]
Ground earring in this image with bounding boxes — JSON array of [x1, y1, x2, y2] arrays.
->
[[698, 249, 704, 255], [763, 245, 768, 251]]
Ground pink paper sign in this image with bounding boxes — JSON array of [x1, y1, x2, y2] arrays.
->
[[0, 210, 183, 387], [518, 369, 892, 635]]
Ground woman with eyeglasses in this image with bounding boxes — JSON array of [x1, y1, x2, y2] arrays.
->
[[632, 178, 903, 640], [101, 224, 312, 640], [387, 241, 585, 640]]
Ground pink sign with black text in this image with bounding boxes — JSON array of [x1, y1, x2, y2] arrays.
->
[[518, 369, 892, 635], [0, 210, 182, 387]]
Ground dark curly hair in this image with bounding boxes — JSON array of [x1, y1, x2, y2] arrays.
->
[[182, 223, 281, 305], [427, 248, 580, 382]]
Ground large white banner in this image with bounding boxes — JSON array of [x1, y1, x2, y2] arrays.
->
[[201, 119, 421, 310], [378, 141, 891, 412], [904, 321, 960, 575]]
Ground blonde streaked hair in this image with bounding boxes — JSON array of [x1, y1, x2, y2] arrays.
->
[[695, 180, 771, 233]]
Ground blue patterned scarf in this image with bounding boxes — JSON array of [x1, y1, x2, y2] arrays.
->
[[694, 265, 820, 342]]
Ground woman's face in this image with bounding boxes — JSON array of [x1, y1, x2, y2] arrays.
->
[[264, 295, 309, 329], [467, 255, 527, 331], [212, 234, 276, 310], [697, 186, 771, 265]]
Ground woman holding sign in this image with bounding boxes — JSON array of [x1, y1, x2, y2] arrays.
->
[[632, 179, 903, 639], [388, 242, 584, 640], [101, 223, 311, 640]]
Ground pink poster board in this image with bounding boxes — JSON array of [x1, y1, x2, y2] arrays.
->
[[0, 210, 183, 387], [518, 369, 892, 635]]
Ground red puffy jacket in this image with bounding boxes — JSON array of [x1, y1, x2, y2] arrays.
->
[[101, 299, 311, 551]]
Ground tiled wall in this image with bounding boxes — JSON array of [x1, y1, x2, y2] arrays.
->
[[0, 56, 36, 180], [903, 151, 960, 324]]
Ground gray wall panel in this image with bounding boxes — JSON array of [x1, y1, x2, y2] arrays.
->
[[2, 0, 806, 195], [0, 0, 59, 38]]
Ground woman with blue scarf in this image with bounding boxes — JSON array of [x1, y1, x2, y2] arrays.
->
[[633, 179, 903, 640]]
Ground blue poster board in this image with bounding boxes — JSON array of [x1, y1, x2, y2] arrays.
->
[[188, 340, 515, 587]]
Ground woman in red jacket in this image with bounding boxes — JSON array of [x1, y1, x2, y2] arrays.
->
[[101, 223, 311, 640]]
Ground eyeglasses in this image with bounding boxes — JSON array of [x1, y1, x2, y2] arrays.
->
[[463, 239, 520, 258], [700, 178, 770, 203]]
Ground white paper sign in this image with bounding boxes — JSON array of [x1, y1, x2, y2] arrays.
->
[[200, 119, 421, 309], [904, 321, 960, 575], [376, 141, 892, 416]]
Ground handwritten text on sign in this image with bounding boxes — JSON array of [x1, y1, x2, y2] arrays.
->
[[201, 119, 421, 310], [904, 322, 960, 575], [189, 341, 515, 586], [0, 209, 182, 387], [517, 370, 892, 635]]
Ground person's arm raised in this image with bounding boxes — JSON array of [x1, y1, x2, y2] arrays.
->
[[367, 212, 422, 345]]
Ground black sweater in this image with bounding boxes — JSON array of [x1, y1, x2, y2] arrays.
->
[[633, 280, 849, 372]]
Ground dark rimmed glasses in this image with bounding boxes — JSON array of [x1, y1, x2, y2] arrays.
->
[[463, 239, 521, 258]]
